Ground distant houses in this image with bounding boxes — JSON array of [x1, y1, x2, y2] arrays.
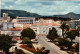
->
[[0, 13, 80, 41]]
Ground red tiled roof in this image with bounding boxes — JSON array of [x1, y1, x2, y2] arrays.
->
[[76, 25, 80, 27], [12, 39, 21, 41], [32, 23, 60, 26], [8, 28, 22, 31], [69, 28, 76, 31]]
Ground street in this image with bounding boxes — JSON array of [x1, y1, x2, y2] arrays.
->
[[37, 36, 68, 54]]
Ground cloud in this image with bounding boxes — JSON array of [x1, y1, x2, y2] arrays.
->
[[2, 0, 14, 2], [4, 6, 8, 9], [9, 5, 13, 9], [4, 5, 13, 9], [1, 2, 5, 5], [1, 0, 80, 15], [15, 0, 26, 5]]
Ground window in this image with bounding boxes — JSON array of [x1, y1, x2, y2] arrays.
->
[[49, 28, 51, 30]]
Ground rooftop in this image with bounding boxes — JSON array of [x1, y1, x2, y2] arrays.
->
[[76, 25, 80, 27], [8, 28, 22, 31]]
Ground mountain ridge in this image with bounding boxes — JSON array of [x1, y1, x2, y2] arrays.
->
[[1, 9, 41, 18], [53, 12, 80, 19], [1, 9, 80, 19]]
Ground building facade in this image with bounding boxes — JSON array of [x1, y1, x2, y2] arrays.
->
[[0, 13, 10, 23], [1, 22, 14, 30], [30, 25, 62, 36], [16, 16, 35, 24], [64, 19, 80, 29], [0, 28, 22, 40]]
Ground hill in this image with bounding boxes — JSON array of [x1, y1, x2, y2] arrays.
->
[[1, 9, 80, 19], [1, 9, 41, 18], [53, 12, 80, 19]]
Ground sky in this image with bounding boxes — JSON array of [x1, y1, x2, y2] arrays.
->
[[1, 0, 80, 15]]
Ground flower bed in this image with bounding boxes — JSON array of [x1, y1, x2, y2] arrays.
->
[[20, 45, 36, 53]]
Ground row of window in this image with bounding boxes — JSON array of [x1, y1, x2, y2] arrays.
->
[[17, 18, 35, 19], [18, 20, 33, 22]]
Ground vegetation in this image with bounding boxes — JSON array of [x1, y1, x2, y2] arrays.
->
[[1, 9, 41, 18], [20, 45, 36, 53], [60, 23, 69, 38], [58, 38, 72, 50], [66, 30, 79, 43], [47, 27, 59, 41], [22, 37, 32, 44], [2, 9, 80, 19], [75, 43, 79, 52], [46, 25, 79, 53], [20, 45, 50, 54], [21, 28, 36, 39], [36, 47, 50, 54], [15, 49, 25, 54], [11, 40, 17, 43], [22, 37, 32, 48], [0, 34, 12, 54]]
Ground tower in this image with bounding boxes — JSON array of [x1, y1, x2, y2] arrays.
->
[[3, 13, 8, 17]]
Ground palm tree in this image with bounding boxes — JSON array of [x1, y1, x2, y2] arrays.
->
[[60, 23, 69, 38]]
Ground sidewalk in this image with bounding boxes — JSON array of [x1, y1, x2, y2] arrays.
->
[[31, 39, 41, 50], [32, 43, 41, 50]]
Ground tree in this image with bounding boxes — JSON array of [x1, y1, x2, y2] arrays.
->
[[75, 43, 79, 52], [47, 27, 59, 41], [0, 34, 12, 54], [60, 23, 69, 38], [22, 37, 32, 48], [66, 30, 79, 43], [22, 37, 32, 44], [21, 28, 36, 39], [58, 38, 72, 50], [15, 49, 25, 54]]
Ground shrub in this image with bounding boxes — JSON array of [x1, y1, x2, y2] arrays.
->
[[20, 45, 26, 48], [58, 38, 72, 49], [75, 43, 79, 52], [36, 47, 50, 54], [22, 37, 32, 44], [15, 49, 25, 54], [43, 50, 50, 54], [27, 44, 32, 48], [11, 41, 17, 43], [20, 45, 36, 53]]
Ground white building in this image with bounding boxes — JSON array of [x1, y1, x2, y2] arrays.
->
[[14, 24, 23, 29], [0, 28, 22, 40], [30, 25, 62, 36], [0, 13, 10, 23], [2, 22, 14, 30], [0, 22, 23, 40], [3, 13, 8, 17], [64, 19, 80, 29], [16, 16, 35, 24]]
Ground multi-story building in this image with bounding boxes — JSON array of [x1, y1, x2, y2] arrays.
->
[[0, 13, 10, 22], [76, 25, 80, 36], [0, 28, 22, 40], [0, 22, 23, 40], [1, 22, 14, 30], [64, 19, 80, 29], [3, 13, 8, 17], [16, 16, 35, 24], [30, 23, 62, 36]]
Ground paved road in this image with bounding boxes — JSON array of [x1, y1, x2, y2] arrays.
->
[[37, 36, 68, 54]]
